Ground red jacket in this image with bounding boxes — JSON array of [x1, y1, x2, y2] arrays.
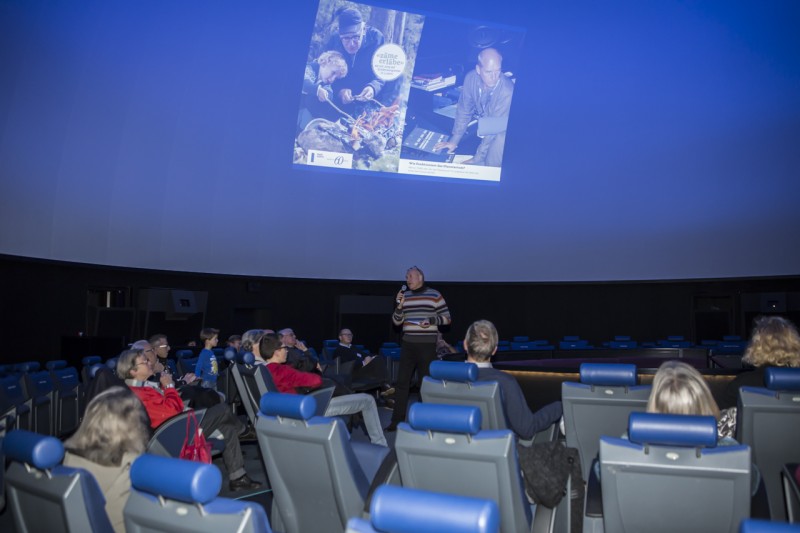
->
[[266, 362, 322, 394], [128, 384, 184, 428]]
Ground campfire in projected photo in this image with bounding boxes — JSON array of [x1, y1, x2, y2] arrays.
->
[[295, 100, 402, 169]]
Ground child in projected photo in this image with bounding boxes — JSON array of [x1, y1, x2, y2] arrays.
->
[[298, 50, 349, 131]]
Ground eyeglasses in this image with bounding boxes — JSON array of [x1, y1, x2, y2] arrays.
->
[[135, 360, 151, 367], [341, 332, 353, 336], [339, 32, 363, 43], [158, 344, 169, 348]]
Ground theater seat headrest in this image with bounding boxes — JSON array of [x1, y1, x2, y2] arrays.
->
[[241, 351, 255, 365], [429, 361, 478, 382], [580, 363, 637, 386], [45, 360, 67, 371], [260, 393, 316, 420], [628, 412, 717, 448], [407, 404, 481, 435], [370, 485, 500, 533], [764, 367, 800, 391], [131, 454, 222, 504], [3, 430, 64, 469]]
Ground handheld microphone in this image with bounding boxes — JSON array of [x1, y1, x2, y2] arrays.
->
[[396, 284, 407, 304]]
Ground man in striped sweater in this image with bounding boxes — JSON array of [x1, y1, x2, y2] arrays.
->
[[386, 266, 452, 431]]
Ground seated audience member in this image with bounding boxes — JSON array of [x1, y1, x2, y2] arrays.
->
[[132, 338, 218, 409], [436, 331, 459, 360], [117, 348, 261, 491], [226, 334, 242, 353], [334, 328, 391, 389], [241, 329, 267, 361], [195, 327, 221, 389], [279, 327, 320, 372], [648, 360, 735, 443], [719, 316, 800, 410], [595, 360, 757, 490], [63, 386, 150, 533], [260, 334, 388, 446], [465, 320, 562, 440], [148, 334, 199, 384]]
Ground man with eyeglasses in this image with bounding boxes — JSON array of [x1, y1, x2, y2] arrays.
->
[[323, 7, 386, 111]]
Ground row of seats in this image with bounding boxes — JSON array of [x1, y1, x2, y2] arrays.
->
[[493, 334, 747, 353], [423, 360, 800, 529], [1, 425, 508, 533]]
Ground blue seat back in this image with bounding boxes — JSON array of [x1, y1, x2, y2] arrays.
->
[[125, 454, 271, 533], [421, 362, 507, 431], [395, 403, 531, 533], [562, 363, 650, 480], [256, 393, 388, 533], [345, 485, 500, 533], [3, 429, 114, 533], [738, 367, 800, 521], [599, 413, 751, 533]]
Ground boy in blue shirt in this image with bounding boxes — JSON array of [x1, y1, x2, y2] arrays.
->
[[195, 327, 220, 389]]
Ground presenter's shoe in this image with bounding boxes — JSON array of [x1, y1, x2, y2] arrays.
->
[[384, 423, 398, 433], [380, 384, 396, 397], [229, 474, 261, 492], [382, 398, 396, 409]]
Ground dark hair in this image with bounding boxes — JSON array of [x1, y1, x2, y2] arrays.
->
[[259, 334, 282, 359], [200, 327, 219, 341]]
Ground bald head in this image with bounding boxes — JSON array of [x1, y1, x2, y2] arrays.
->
[[476, 48, 503, 89]]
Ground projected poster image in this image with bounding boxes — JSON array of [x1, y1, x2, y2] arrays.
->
[[295, 1, 423, 173], [294, 1, 525, 183]]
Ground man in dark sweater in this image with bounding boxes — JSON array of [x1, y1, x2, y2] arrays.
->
[[466, 319, 562, 440]]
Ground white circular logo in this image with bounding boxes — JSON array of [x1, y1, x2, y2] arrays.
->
[[372, 43, 406, 81]]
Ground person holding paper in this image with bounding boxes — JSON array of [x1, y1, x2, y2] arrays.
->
[[433, 47, 513, 167], [386, 266, 452, 431]]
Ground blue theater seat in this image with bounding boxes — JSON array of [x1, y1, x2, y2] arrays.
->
[[395, 403, 553, 533], [256, 393, 390, 533], [562, 363, 650, 481], [739, 519, 800, 533], [738, 367, 800, 521], [124, 454, 271, 532], [594, 412, 752, 533], [3, 429, 114, 532], [422, 361, 507, 430], [346, 485, 500, 533]]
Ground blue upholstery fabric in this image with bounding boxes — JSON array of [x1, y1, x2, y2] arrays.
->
[[3, 429, 63, 468], [407, 403, 481, 435], [259, 393, 316, 420], [45, 360, 67, 370], [429, 361, 478, 382], [739, 519, 800, 533], [366, 485, 500, 533], [130, 454, 221, 504], [81, 355, 102, 366], [241, 351, 255, 365], [580, 363, 637, 386], [628, 412, 718, 448], [765, 368, 800, 391]]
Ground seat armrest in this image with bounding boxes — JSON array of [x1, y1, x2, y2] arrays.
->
[[584, 458, 604, 518], [309, 386, 335, 417]]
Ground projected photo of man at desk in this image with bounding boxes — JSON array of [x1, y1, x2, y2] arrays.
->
[[433, 48, 513, 167]]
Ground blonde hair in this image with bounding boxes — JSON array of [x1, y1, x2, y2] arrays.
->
[[64, 386, 150, 466], [647, 361, 720, 420], [743, 316, 800, 368], [318, 50, 348, 77]]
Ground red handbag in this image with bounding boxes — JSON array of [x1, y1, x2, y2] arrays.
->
[[179, 410, 212, 463]]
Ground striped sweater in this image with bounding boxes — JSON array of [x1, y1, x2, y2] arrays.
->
[[392, 286, 451, 341]]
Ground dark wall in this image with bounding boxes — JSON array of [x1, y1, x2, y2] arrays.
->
[[2, 255, 799, 364]]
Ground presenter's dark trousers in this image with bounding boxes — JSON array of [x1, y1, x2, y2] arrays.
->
[[390, 338, 437, 425]]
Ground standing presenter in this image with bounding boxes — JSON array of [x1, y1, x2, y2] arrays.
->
[[385, 266, 452, 431]]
